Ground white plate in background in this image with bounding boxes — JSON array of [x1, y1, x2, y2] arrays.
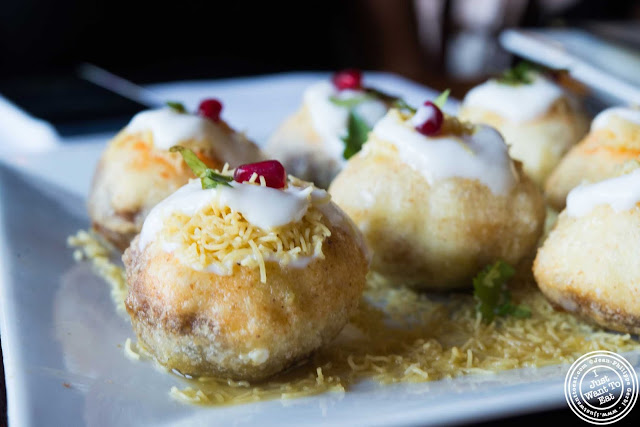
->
[[1, 72, 637, 427]]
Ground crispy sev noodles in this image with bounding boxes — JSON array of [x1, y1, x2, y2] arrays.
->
[[69, 231, 640, 406]]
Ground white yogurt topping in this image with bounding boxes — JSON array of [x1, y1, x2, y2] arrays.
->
[[566, 169, 640, 217], [303, 81, 387, 162], [591, 107, 640, 131], [462, 74, 564, 123], [139, 179, 324, 250], [126, 108, 211, 150], [372, 110, 517, 195]]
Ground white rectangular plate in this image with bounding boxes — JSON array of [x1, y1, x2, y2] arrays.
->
[[1, 72, 638, 426]]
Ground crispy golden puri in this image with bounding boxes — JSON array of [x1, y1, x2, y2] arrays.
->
[[123, 206, 368, 381], [266, 106, 341, 189], [460, 99, 588, 187], [88, 124, 262, 250], [545, 115, 640, 210], [329, 137, 545, 290], [534, 204, 640, 334]]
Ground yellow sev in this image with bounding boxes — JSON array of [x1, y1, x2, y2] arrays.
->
[[67, 230, 128, 315], [168, 272, 639, 405], [69, 232, 640, 406], [158, 173, 331, 283], [152, 271, 640, 406]]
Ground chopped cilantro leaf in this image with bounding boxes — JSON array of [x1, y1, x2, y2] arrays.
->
[[365, 88, 416, 113], [200, 169, 234, 189], [497, 62, 541, 85], [473, 260, 531, 323], [498, 61, 569, 86], [170, 146, 232, 189], [342, 111, 370, 160], [391, 98, 417, 113], [329, 95, 373, 108], [166, 101, 187, 113], [333, 87, 417, 158], [433, 89, 450, 109]]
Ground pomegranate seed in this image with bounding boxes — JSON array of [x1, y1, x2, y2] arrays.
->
[[413, 101, 443, 136], [332, 69, 363, 91], [197, 98, 223, 122], [234, 160, 287, 189]]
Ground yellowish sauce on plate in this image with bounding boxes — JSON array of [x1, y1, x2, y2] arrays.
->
[[69, 229, 640, 406]]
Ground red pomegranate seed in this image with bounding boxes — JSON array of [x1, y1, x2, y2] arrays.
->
[[414, 101, 443, 136], [332, 69, 363, 91], [234, 160, 287, 189], [197, 98, 223, 122]]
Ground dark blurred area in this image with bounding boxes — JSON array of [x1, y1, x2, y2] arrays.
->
[[0, 0, 640, 136], [1, 0, 640, 135], [1, 0, 640, 85]]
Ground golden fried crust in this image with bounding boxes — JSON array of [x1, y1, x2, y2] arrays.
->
[[88, 127, 262, 250], [329, 137, 545, 290], [533, 205, 640, 334], [265, 106, 342, 189], [545, 117, 640, 210], [124, 218, 367, 381], [459, 98, 589, 187]]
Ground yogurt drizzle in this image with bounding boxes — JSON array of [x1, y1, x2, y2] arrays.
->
[[139, 179, 324, 250], [463, 74, 563, 123], [566, 169, 640, 217], [591, 107, 640, 131], [126, 108, 211, 150], [372, 110, 517, 195]]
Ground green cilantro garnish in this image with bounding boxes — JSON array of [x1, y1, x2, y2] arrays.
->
[[433, 89, 450, 108], [166, 101, 187, 113], [342, 111, 370, 160], [497, 62, 535, 85], [169, 146, 233, 189], [332, 87, 417, 159], [332, 87, 449, 158], [473, 260, 531, 323], [330, 90, 415, 114], [498, 61, 569, 86], [329, 95, 374, 108], [391, 98, 417, 114], [365, 88, 416, 113], [364, 87, 395, 103]]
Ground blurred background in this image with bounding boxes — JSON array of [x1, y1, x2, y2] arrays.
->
[[1, 0, 640, 136], [2, 0, 639, 84]]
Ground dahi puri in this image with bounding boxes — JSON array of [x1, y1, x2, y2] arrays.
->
[[329, 105, 545, 290], [534, 169, 640, 334], [265, 71, 389, 188], [88, 103, 263, 250], [545, 107, 640, 210], [123, 169, 368, 381], [459, 71, 588, 187]]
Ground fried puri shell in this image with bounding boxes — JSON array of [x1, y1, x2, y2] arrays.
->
[[124, 218, 367, 381], [545, 115, 640, 210], [265, 105, 343, 189], [533, 205, 640, 334], [459, 98, 589, 187], [329, 137, 545, 290], [88, 126, 261, 251]]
